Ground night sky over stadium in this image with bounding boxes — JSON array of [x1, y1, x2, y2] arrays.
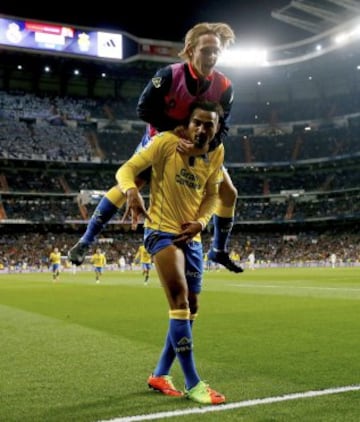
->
[[1, 0, 308, 46]]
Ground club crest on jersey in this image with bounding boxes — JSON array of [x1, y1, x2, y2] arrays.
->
[[152, 77, 162, 88]]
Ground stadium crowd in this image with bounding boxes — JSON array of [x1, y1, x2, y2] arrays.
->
[[1, 228, 359, 273], [1, 87, 360, 270]]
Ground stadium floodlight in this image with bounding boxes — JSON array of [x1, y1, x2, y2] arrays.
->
[[334, 32, 351, 44], [334, 23, 360, 45], [350, 25, 360, 38]]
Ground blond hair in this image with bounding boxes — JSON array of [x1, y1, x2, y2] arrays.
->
[[178, 22, 235, 61]]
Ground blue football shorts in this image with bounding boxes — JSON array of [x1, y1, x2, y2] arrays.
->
[[144, 228, 203, 294]]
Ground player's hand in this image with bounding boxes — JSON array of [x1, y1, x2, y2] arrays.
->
[[173, 125, 187, 139], [174, 126, 194, 156], [122, 188, 152, 230], [173, 221, 202, 244], [175, 125, 209, 156], [177, 138, 210, 157]]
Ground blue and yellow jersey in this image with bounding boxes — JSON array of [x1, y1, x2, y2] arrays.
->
[[91, 253, 106, 268], [135, 245, 152, 264], [230, 251, 240, 262], [117, 132, 224, 242], [49, 251, 61, 265]]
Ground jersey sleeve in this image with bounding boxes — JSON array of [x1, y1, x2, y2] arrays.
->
[[209, 81, 234, 151], [136, 65, 181, 131], [116, 133, 171, 193]]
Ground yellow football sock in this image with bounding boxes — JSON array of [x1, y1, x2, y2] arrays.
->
[[105, 186, 126, 208], [214, 203, 234, 218], [169, 309, 190, 320]]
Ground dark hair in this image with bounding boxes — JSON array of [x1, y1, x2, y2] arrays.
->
[[188, 100, 224, 119]]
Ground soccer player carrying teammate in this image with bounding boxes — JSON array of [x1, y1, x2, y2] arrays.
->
[[134, 244, 152, 285], [68, 22, 243, 274], [116, 100, 227, 405]]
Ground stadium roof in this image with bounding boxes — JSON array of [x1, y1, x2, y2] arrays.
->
[[272, 0, 360, 34]]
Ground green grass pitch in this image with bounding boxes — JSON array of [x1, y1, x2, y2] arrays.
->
[[1, 266, 359, 421]]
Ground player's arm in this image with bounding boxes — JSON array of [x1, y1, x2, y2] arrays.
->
[[116, 133, 171, 188], [134, 249, 140, 263], [209, 82, 234, 151], [116, 138, 163, 228], [174, 183, 220, 245], [220, 82, 234, 128], [136, 66, 180, 131], [116, 143, 155, 191]]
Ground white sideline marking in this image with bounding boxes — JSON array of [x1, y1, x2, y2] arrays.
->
[[99, 384, 360, 422], [231, 283, 360, 292]]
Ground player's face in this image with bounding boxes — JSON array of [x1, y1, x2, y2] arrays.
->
[[190, 34, 222, 78], [188, 109, 220, 149]]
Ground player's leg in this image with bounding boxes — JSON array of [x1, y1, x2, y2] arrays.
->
[[148, 243, 191, 396], [146, 232, 201, 396], [149, 237, 225, 404], [208, 168, 243, 273], [68, 131, 152, 266], [68, 185, 126, 266], [183, 241, 225, 404], [144, 265, 150, 284], [52, 265, 56, 281], [95, 268, 101, 283]]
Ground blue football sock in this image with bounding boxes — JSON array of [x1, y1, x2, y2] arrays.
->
[[80, 197, 119, 245], [153, 320, 195, 376], [168, 318, 200, 390], [153, 331, 176, 376], [211, 215, 234, 252]]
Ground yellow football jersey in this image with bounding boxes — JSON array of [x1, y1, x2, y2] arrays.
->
[[117, 131, 224, 242], [135, 245, 152, 264], [91, 253, 106, 267]]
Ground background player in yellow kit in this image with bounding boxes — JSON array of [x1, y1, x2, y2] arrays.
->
[[49, 247, 61, 282], [134, 244, 152, 285], [90, 248, 106, 283]]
